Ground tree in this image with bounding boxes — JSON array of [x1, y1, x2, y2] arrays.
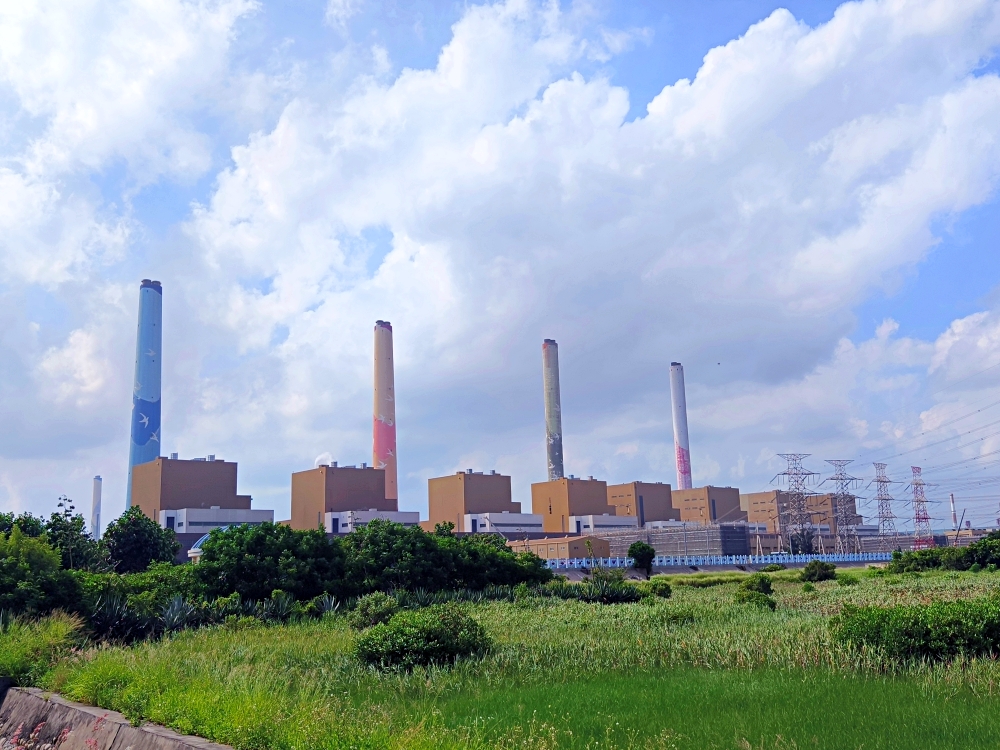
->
[[342, 519, 454, 594], [101, 507, 179, 573], [0, 512, 45, 538], [195, 522, 345, 601], [628, 541, 656, 580], [0, 527, 82, 615], [45, 498, 102, 570]]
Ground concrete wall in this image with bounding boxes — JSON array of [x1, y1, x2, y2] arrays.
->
[[0, 686, 232, 749], [672, 486, 746, 525]]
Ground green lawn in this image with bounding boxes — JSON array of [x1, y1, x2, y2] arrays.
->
[[9, 569, 1000, 749]]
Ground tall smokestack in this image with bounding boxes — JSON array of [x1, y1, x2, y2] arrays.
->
[[91, 476, 102, 540], [542, 339, 564, 481], [951, 493, 958, 531], [373, 320, 397, 505], [126, 279, 162, 507], [669, 362, 693, 490]]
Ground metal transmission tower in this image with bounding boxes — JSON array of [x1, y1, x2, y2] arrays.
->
[[909, 467, 935, 550], [775, 454, 819, 553], [823, 460, 862, 554], [870, 463, 899, 552]]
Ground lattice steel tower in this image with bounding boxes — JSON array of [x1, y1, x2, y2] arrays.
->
[[775, 454, 819, 553], [870, 463, 898, 552], [823, 460, 862, 554], [910, 466, 934, 550]]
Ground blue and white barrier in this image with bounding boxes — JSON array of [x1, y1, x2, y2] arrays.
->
[[543, 552, 893, 570]]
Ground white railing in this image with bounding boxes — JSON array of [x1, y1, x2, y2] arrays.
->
[[543, 552, 893, 569]]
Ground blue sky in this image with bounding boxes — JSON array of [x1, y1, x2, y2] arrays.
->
[[2, 0, 1000, 531]]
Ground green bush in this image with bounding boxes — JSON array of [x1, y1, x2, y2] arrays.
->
[[734, 589, 776, 610], [0, 528, 82, 616], [759, 563, 786, 572], [802, 582, 816, 593], [196, 523, 345, 602], [970, 563, 983, 573], [833, 598, 1000, 661], [348, 591, 399, 629], [739, 573, 773, 596], [801, 560, 837, 582], [354, 603, 491, 670], [837, 573, 859, 586], [636, 577, 672, 599]]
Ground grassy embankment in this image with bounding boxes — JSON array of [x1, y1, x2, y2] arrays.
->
[[6, 569, 1000, 749]]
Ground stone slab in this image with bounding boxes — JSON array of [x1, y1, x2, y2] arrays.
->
[[0, 688, 232, 750]]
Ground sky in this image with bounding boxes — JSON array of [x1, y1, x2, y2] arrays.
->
[[2, 0, 1000, 532]]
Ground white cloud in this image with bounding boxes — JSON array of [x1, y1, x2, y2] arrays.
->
[[3, 0, 1000, 528]]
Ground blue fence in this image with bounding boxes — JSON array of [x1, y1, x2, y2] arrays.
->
[[543, 552, 893, 570]]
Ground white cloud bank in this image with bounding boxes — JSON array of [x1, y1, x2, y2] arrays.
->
[[2, 0, 1000, 527]]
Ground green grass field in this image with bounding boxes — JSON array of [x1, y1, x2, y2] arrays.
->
[[7, 569, 1000, 749]]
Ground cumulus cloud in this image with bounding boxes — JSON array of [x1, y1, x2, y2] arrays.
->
[[2, 0, 1000, 528]]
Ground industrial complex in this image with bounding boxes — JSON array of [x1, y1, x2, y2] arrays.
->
[[99, 280, 990, 564]]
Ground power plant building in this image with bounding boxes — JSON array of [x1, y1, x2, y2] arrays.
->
[[291, 463, 399, 530], [508, 535, 611, 560], [569, 514, 638, 534], [671, 486, 747, 525], [427, 470, 521, 529], [531, 476, 613, 533], [127, 279, 163, 507], [463, 512, 543, 534], [132, 455, 271, 560], [607, 482, 678, 525], [740, 490, 861, 535]]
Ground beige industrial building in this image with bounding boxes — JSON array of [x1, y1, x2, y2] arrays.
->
[[131, 454, 271, 562], [508, 535, 611, 560], [291, 463, 394, 530], [739, 490, 862, 535], [132, 455, 254, 522], [607, 481, 678, 524], [670, 486, 746, 525], [426, 470, 519, 529], [532, 476, 613, 533]]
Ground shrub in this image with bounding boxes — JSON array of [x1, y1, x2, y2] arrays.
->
[[833, 598, 1000, 661], [577, 579, 643, 604], [801, 560, 837, 582], [196, 523, 345, 602], [837, 573, 859, 587], [348, 591, 399, 629], [0, 528, 82, 616], [739, 573, 773, 596], [734, 589, 776, 611], [636, 576, 672, 599], [802, 582, 816, 593], [354, 603, 491, 670], [759, 563, 786, 572], [970, 563, 983, 573], [628, 541, 656, 580]]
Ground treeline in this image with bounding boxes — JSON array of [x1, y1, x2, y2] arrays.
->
[[887, 531, 1000, 573], [1, 513, 552, 625]]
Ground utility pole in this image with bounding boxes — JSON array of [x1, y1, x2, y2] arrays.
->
[[775, 454, 819, 553], [910, 466, 934, 550], [823, 460, 862, 554], [870, 463, 899, 552]]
